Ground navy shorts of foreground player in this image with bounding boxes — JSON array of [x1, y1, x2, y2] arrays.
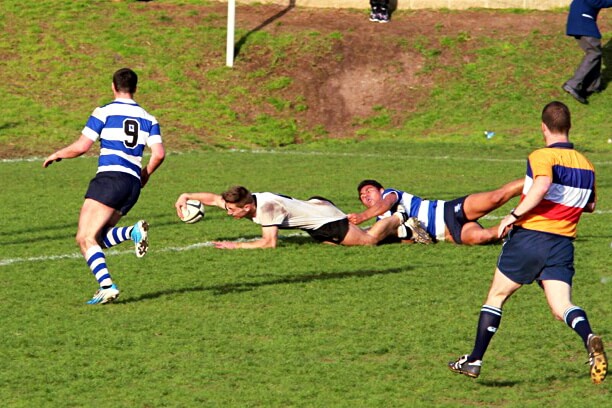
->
[[85, 171, 141, 215], [497, 227, 575, 285]]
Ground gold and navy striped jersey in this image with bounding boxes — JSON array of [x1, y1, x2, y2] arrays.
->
[[516, 142, 595, 238]]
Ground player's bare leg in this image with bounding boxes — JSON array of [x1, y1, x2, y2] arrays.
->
[[341, 215, 401, 246], [366, 213, 402, 242], [77, 199, 121, 304], [76, 199, 116, 256], [463, 178, 524, 221], [460, 222, 502, 245]]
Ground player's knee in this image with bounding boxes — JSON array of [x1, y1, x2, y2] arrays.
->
[[75, 232, 96, 250], [75, 233, 85, 248], [462, 228, 498, 246], [549, 304, 571, 321]]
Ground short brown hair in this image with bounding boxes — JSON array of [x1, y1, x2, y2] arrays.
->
[[113, 68, 138, 94], [221, 186, 254, 207], [542, 101, 571, 134]]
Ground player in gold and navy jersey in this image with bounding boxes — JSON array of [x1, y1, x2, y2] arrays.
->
[[448, 101, 606, 384]]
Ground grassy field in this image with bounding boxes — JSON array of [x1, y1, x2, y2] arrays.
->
[[1, 1, 611, 407], [1, 145, 610, 407], [1, 1, 611, 155]]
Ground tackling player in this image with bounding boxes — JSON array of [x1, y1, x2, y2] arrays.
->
[[349, 178, 524, 245]]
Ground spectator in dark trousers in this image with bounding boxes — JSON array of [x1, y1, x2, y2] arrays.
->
[[563, 0, 612, 104]]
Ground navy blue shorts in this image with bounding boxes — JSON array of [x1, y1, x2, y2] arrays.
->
[[305, 218, 350, 244], [443, 196, 483, 245], [85, 171, 141, 215], [497, 227, 575, 285]]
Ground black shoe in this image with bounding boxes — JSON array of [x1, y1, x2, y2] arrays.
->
[[378, 7, 390, 23], [369, 7, 380, 22], [448, 355, 482, 378], [562, 83, 588, 104]]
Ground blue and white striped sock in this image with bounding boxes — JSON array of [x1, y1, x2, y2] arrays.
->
[[86, 245, 113, 287], [102, 226, 133, 249]]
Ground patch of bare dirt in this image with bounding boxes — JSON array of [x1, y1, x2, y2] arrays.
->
[[197, 4, 568, 137], [138, 2, 573, 140]]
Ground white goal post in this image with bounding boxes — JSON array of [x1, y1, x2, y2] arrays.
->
[[226, 0, 235, 67]]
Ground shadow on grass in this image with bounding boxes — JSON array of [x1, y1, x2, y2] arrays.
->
[[0, 222, 76, 245], [120, 265, 412, 302], [234, 0, 296, 60], [477, 379, 521, 387], [0, 121, 20, 132]]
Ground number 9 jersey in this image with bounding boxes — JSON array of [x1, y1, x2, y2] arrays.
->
[[82, 97, 162, 181]]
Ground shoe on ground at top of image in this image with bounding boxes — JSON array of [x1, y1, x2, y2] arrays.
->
[[448, 354, 482, 378], [86, 284, 120, 305], [562, 83, 588, 105], [369, 6, 380, 22], [377, 7, 390, 23], [587, 334, 608, 384], [131, 220, 149, 258], [404, 217, 433, 244]]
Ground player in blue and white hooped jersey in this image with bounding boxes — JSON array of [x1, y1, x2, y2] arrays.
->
[[349, 178, 523, 245], [43, 68, 165, 305]]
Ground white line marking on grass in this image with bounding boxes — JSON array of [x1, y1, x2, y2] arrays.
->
[[4, 151, 612, 165], [0, 243, 215, 267], [0, 234, 308, 267]]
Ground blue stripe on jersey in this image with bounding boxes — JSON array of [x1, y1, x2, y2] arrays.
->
[[552, 165, 595, 190], [426, 200, 438, 237], [105, 115, 154, 133], [527, 160, 594, 190], [150, 123, 161, 137], [85, 115, 105, 134], [526, 160, 533, 179], [409, 196, 422, 218], [385, 188, 402, 212], [101, 139, 145, 157], [98, 154, 141, 175]]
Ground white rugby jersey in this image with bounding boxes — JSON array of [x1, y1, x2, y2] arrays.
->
[[252, 193, 347, 230], [82, 98, 162, 180], [378, 188, 447, 241]]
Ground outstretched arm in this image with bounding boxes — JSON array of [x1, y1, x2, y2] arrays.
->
[[214, 225, 279, 249], [42, 134, 94, 168], [348, 191, 398, 225], [175, 192, 226, 219], [498, 175, 551, 237]]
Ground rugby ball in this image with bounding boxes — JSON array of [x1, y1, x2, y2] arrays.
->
[[181, 199, 204, 224]]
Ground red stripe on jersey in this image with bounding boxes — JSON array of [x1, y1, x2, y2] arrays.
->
[[527, 199, 583, 223]]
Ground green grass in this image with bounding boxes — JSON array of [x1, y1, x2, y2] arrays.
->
[[1, 2, 610, 154], [1, 144, 610, 407], [1, 1, 611, 406]]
